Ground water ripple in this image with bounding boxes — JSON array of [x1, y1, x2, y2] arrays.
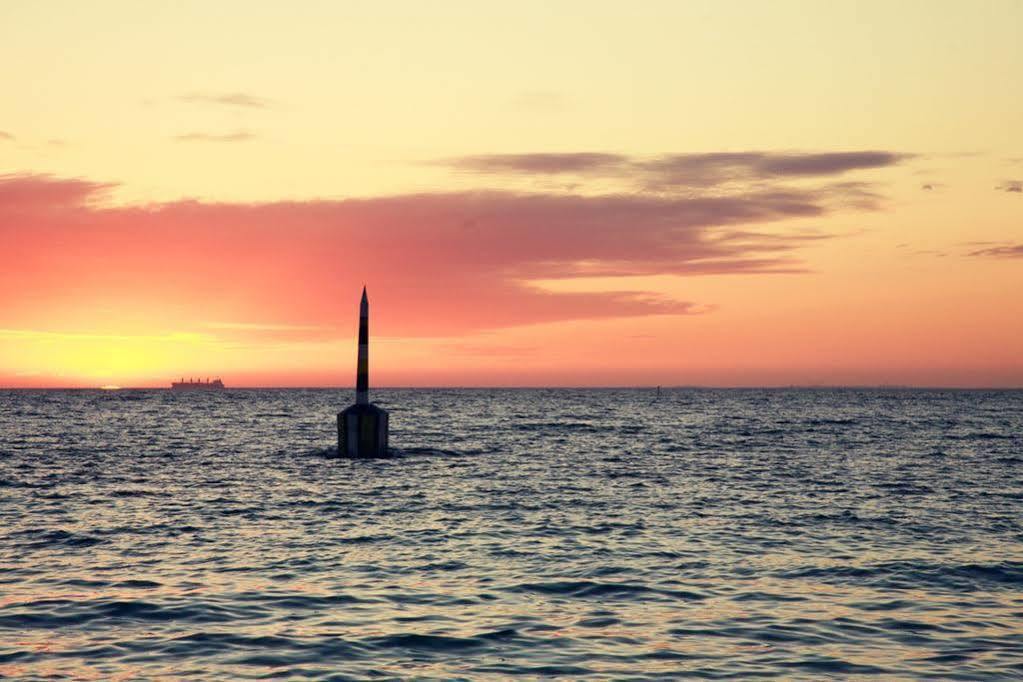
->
[[1, 388, 1022, 679]]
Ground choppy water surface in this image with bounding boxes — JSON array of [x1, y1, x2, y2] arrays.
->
[[2, 389, 1022, 680]]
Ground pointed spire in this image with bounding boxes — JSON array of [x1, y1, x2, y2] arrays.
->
[[356, 287, 369, 405]]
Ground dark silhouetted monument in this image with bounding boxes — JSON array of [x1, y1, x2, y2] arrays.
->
[[337, 287, 390, 457]]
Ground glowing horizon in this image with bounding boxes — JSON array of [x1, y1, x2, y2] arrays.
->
[[1, 1, 1021, 388]]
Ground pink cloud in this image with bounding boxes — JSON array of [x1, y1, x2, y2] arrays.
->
[[0, 173, 115, 209], [1, 173, 861, 337]]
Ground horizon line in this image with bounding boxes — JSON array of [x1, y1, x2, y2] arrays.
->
[[2, 384, 1022, 391]]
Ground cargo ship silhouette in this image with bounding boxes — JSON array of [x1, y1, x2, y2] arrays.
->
[[171, 377, 225, 390]]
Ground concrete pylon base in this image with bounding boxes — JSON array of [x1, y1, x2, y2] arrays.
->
[[337, 403, 390, 458]]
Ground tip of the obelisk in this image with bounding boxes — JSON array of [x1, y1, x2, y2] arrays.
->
[[361, 285, 367, 301]]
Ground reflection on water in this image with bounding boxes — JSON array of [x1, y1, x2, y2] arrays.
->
[[1, 388, 1022, 679]]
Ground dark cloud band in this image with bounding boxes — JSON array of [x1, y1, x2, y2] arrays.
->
[[446, 150, 910, 189]]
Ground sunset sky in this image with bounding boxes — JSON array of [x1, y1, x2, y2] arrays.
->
[[2, 0, 1021, 387]]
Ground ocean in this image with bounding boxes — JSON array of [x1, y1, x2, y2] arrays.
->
[[1, 388, 1022, 680]]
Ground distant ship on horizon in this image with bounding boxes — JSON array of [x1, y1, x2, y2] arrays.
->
[[170, 377, 225, 390]]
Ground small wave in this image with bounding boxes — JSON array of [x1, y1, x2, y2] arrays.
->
[[16, 529, 104, 549], [303, 445, 403, 459], [394, 446, 468, 457], [510, 580, 705, 601], [305, 446, 338, 458], [915, 653, 975, 664], [0, 598, 256, 629], [778, 560, 1023, 591], [109, 488, 170, 498], [116, 580, 161, 588], [306, 445, 477, 459], [475, 664, 596, 676], [231, 592, 367, 609], [417, 560, 468, 572], [155, 631, 367, 662], [340, 533, 392, 544], [0, 477, 51, 489], [848, 598, 914, 611], [732, 590, 808, 603], [784, 417, 861, 429], [512, 421, 607, 433], [33, 490, 72, 499], [779, 658, 889, 674], [965, 431, 1013, 440], [874, 483, 935, 495], [174, 631, 296, 650], [367, 633, 487, 652], [576, 616, 622, 627]]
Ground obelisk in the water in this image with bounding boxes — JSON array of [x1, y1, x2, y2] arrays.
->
[[356, 286, 370, 405], [337, 287, 390, 457]]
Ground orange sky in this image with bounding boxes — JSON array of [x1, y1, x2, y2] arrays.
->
[[1, 1, 1021, 387]]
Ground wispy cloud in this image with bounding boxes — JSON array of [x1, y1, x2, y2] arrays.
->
[[996, 180, 1022, 193], [445, 150, 911, 190], [0, 131, 13, 141], [509, 90, 567, 112], [643, 151, 908, 186], [173, 131, 256, 143], [178, 92, 273, 109], [968, 243, 1023, 258], [451, 153, 626, 174]]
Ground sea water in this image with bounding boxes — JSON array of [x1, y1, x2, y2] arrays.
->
[[1, 388, 1022, 680]]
